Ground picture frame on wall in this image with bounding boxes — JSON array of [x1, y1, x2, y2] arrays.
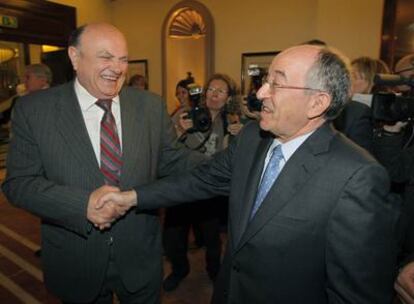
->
[[127, 59, 149, 89], [241, 51, 279, 97]]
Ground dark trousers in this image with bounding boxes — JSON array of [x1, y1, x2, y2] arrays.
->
[[163, 198, 225, 278], [63, 246, 160, 304]]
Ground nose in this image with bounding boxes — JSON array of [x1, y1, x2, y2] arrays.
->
[[256, 83, 271, 99], [210, 88, 219, 96], [112, 59, 126, 75]]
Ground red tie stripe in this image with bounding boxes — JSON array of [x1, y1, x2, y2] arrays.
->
[[96, 99, 122, 185]]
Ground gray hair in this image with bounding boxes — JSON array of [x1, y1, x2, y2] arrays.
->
[[305, 48, 351, 120], [25, 63, 53, 85]]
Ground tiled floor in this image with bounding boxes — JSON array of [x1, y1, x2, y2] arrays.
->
[[0, 191, 218, 303]]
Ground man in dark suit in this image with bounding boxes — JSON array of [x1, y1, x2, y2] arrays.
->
[[100, 45, 400, 303], [2, 23, 200, 303]]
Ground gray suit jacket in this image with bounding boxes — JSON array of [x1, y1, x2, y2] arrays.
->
[[138, 122, 400, 304], [2, 82, 199, 302]]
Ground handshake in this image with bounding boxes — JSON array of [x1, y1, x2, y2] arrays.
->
[[87, 185, 137, 230]]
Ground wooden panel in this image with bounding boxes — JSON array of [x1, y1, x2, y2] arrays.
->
[[0, 0, 76, 46]]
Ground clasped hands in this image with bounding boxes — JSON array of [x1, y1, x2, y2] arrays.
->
[[87, 185, 137, 230]]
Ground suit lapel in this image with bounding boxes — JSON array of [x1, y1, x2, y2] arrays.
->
[[233, 136, 272, 247], [235, 123, 335, 253], [118, 89, 144, 187], [55, 82, 103, 183]]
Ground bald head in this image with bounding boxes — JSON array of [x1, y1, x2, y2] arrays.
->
[[256, 45, 351, 140], [68, 23, 128, 99]]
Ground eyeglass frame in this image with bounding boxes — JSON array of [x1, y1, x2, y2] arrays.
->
[[206, 86, 229, 96], [262, 77, 327, 94]]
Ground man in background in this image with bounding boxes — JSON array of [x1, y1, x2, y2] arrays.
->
[[372, 53, 414, 304], [24, 63, 52, 93], [0, 63, 52, 127]]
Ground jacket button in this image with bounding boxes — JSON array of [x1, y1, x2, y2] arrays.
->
[[232, 264, 240, 272]]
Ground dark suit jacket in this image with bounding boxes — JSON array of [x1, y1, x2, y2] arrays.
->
[[2, 82, 200, 302], [373, 132, 414, 262], [138, 122, 400, 304], [333, 100, 373, 152]]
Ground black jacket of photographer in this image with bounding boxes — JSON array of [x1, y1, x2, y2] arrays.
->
[[374, 129, 414, 259]]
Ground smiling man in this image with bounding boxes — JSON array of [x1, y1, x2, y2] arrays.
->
[[101, 45, 401, 303], [2, 23, 201, 303]]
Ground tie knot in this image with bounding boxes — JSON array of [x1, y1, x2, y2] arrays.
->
[[96, 99, 113, 112], [271, 145, 284, 161]]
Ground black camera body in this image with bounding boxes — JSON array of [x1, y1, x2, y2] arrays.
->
[[371, 74, 414, 122], [245, 64, 265, 112], [185, 84, 212, 133], [372, 93, 414, 122]]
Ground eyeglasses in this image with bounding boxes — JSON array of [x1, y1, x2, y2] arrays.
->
[[262, 77, 327, 94], [207, 87, 228, 96]]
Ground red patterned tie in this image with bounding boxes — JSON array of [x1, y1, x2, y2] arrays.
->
[[96, 99, 122, 186]]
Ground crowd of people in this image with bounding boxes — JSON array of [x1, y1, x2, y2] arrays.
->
[[2, 21, 414, 304]]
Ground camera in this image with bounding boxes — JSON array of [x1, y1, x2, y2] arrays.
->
[[185, 83, 212, 133], [244, 64, 265, 112], [371, 74, 414, 122]]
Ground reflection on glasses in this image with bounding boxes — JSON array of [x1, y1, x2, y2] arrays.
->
[[262, 77, 327, 93], [207, 87, 228, 95]]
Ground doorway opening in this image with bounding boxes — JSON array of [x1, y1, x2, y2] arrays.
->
[[162, 0, 214, 114]]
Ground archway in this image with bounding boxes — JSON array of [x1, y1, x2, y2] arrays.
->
[[162, 0, 214, 113]]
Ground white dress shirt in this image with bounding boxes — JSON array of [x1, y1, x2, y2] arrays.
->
[[74, 78, 123, 165], [260, 131, 314, 182]]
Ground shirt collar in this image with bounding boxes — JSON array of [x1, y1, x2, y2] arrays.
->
[[270, 131, 315, 162], [74, 78, 120, 111]]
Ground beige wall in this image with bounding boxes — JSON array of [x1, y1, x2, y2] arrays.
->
[[49, 0, 384, 96], [166, 37, 205, 113], [315, 0, 384, 58], [113, 0, 384, 96], [49, 0, 112, 25]]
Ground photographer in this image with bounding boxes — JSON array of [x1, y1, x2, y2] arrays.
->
[[170, 78, 194, 137], [372, 54, 414, 303], [333, 56, 390, 152], [162, 73, 242, 292]]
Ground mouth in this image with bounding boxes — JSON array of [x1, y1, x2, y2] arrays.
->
[[101, 74, 120, 82]]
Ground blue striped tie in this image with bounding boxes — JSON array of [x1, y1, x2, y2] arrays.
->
[[250, 145, 284, 220]]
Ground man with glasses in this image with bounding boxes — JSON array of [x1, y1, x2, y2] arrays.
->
[[99, 45, 400, 303]]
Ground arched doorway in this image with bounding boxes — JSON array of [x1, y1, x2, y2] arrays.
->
[[162, 0, 214, 113]]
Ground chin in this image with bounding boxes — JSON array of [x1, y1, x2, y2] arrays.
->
[[259, 120, 270, 131]]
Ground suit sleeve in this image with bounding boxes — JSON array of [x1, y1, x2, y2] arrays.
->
[[136, 131, 237, 210], [2, 100, 91, 237], [325, 163, 401, 303]]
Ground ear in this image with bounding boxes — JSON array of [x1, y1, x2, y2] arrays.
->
[[307, 92, 331, 119], [68, 46, 80, 71]]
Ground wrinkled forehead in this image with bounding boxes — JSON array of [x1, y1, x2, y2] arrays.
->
[[79, 25, 127, 52], [269, 47, 319, 82]]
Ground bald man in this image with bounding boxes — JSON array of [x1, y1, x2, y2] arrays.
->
[[2, 23, 200, 303], [101, 45, 400, 303]]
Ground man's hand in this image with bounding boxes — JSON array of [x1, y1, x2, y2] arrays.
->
[[179, 112, 193, 131], [97, 190, 138, 214], [395, 261, 414, 304], [383, 121, 408, 133], [87, 185, 120, 230], [227, 122, 243, 136]]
